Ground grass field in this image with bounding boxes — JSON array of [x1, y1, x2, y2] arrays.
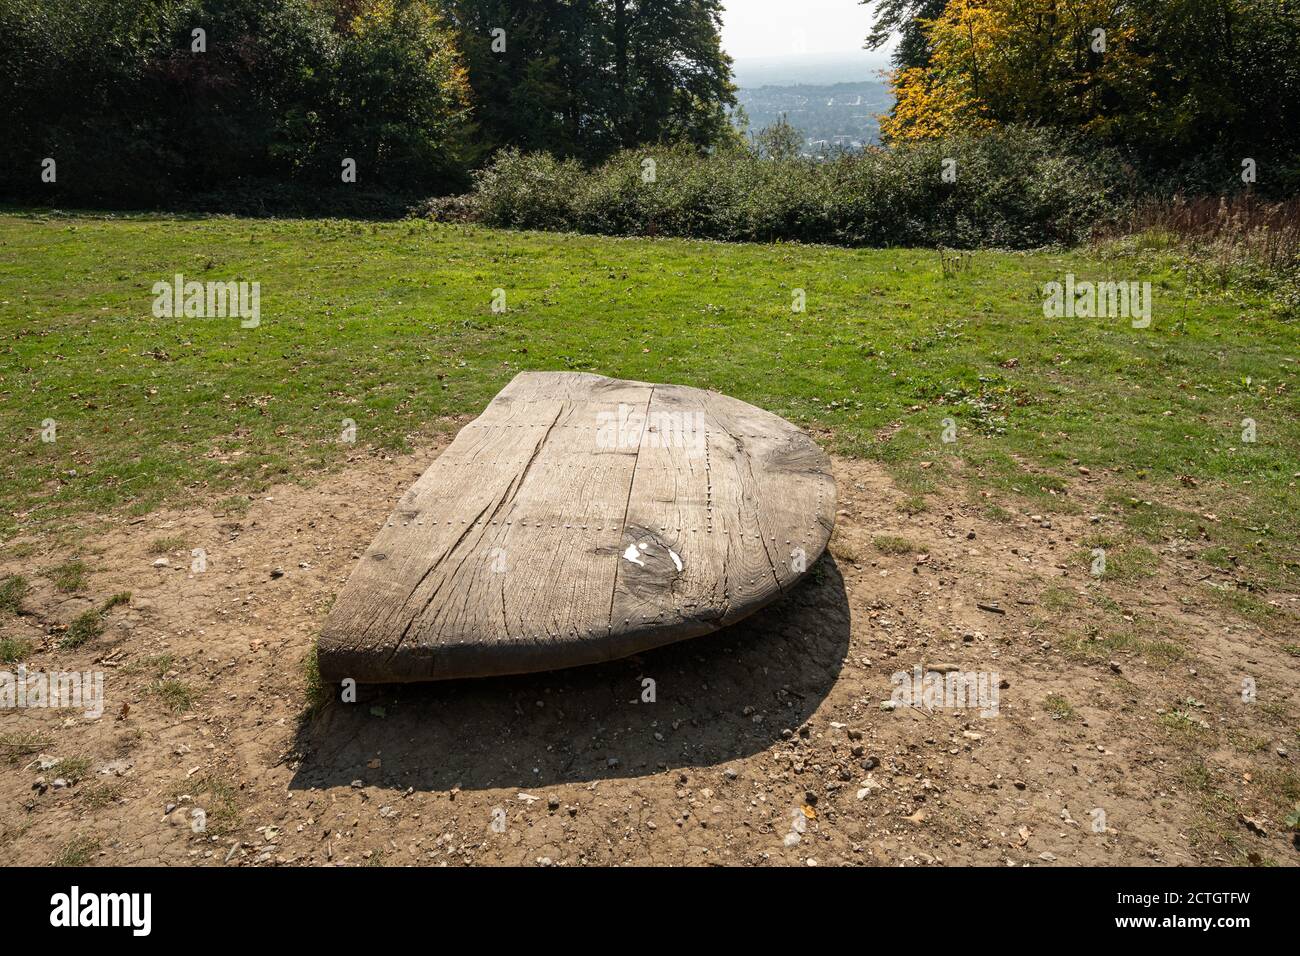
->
[[2, 208, 1297, 590]]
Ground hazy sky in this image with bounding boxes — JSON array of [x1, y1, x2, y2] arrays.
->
[[721, 0, 883, 59]]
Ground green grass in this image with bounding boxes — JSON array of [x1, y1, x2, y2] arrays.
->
[[150, 679, 195, 714], [1062, 621, 1187, 666], [53, 835, 101, 867], [79, 783, 123, 810], [48, 756, 92, 783], [102, 591, 131, 610], [1199, 583, 1279, 622], [148, 535, 186, 554], [1076, 540, 1160, 583], [2, 210, 1298, 589], [60, 609, 103, 649], [122, 653, 175, 678], [0, 635, 33, 663], [872, 535, 915, 556], [58, 592, 131, 649], [185, 774, 243, 836], [1043, 694, 1076, 720], [0, 731, 50, 764], [49, 559, 89, 593], [0, 575, 27, 614]]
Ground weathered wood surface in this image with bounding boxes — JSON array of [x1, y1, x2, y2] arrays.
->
[[318, 372, 836, 682]]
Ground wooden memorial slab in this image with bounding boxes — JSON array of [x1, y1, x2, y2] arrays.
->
[[318, 372, 835, 682]]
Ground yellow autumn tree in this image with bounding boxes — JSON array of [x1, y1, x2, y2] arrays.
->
[[882, 0, 1147, 142]]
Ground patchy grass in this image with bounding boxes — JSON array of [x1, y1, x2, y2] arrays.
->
[[58, 591, 132, 649], [1076, 540, 1160, 583], [186, 774, 243, 837], [1161, 701, 1212, 736], [1039, 584, 1078, 612], [0, 575, 28, 614], [1043, 694, 1076, 720], [53, 835, 101, 866], [80, 784, 124, 811], [148, 535, 186, 554], [1062, 622, 1187, 666], [0, 636, 33, 663], [215, 495, 252, 518], [49, 559, 90, 593], [0, 731, 50, 764], [123, 653, 175, 678], [103, 591, 131, 611], [60, 609, 103, 649], [1178, 758, 1253, 861], [872, 535, 915, 556], [150, 679, 195, 714], [48, 756, 92, 783], [1199, 583, 1280, 622], [0, 820, 31, 849]]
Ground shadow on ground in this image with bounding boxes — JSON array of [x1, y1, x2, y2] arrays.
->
[[287, 557, 850, 793]]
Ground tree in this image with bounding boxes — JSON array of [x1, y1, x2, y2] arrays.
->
[[876, 0, 1300, 186], [445, 0, 736, 162], [325, 0, 474, 184], [862, 0, 949, 69], [751, 115, 804, 159], [0, 0, 475, 203]]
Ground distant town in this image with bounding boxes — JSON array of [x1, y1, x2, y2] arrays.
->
[[733, 79, 895, 154]]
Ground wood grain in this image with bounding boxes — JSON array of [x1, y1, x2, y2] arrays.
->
[[318, 372, 835, 682]]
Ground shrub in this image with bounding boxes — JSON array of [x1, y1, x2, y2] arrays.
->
[[453, 127, 1128, 249]]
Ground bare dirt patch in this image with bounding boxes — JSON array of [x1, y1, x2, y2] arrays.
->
[[2, 438, 1297, 866]]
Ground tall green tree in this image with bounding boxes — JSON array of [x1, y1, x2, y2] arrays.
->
[[0, 0, 474, 204], [861, 0, 948, 69], [445, 0, 735, 161]]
